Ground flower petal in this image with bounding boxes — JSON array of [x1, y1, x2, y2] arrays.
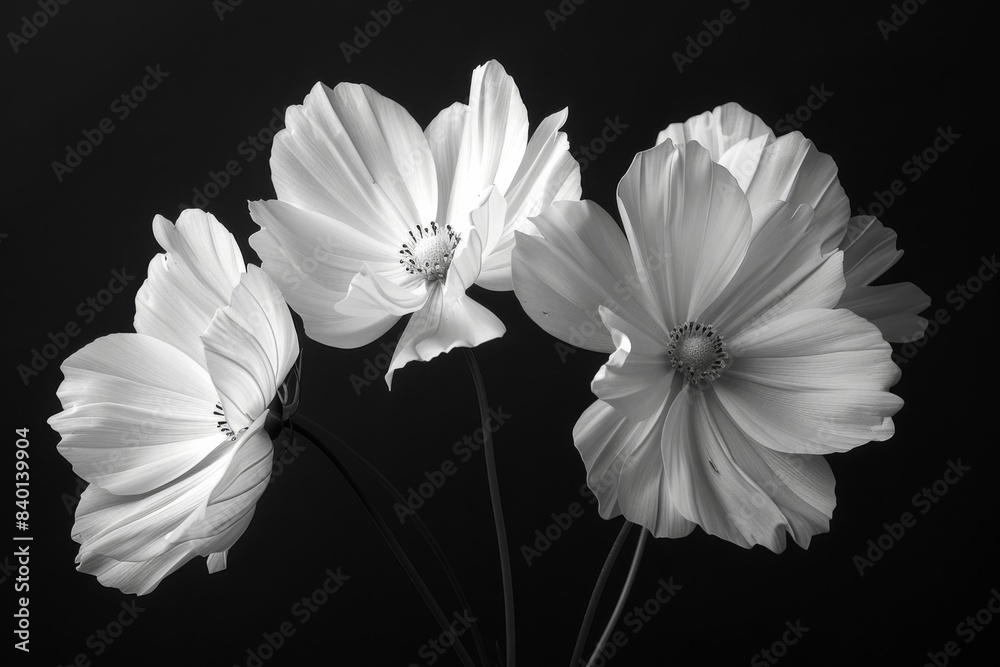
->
[[71, 433, 247, 565], [75, 488, 257, 596], [134, 210, 245, 368], [49, 333, 222, 495], [840, 216, 903, 285], [617, 140, 752, 327], [701, 201, 846, 337], [201, 267, 299, 431], [574, 399, 695, 537], [614, 397, 699, 539], [744, 132, 850, 249], [511, 200, 665, 353], [385, 286, 505, 388], [717, 309, 903, 454], [77, 544, 205, 596], [718, 429, 836, 550], [837, 216, 929, 342], [592, 306, 674, 421], [167, 422, 272, 544], [249, 202, 400, 348], [660, 387, 828, 551], [271, 81, 436, 243], [655, 105, 849, 251], [469, 185, 507, 261], [477, 107, 583, 291], [655, 102, 774, 157], [445, 60, 529, 231], [444, 225, 485, 301], [839, 283, 930, 344], [426, 102, 468, 225], [336, 263, 429, 318]]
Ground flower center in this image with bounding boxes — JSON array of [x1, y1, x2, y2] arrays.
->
[[213, 402, 244, 441], [666, 322, 729, 388], [399, 221, 461, 282]]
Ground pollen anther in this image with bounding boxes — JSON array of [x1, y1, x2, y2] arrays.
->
[[398, 221, 461, 282], [666, 322, 729, 388]]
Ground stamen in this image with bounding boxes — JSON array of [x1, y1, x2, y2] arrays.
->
[[399, 221, 461, 282], [666, 322, 729, 389], [214, 402, 239, 440]]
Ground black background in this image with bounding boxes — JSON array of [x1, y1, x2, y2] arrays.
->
[[3, 0, 994, 665]]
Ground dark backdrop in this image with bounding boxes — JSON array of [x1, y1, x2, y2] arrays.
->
[[3, 0, 993, 665]]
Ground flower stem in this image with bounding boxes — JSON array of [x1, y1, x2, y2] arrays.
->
[[569, 521, 634, 666], [291, 419, 477, 667], [292, 413, 490, 667], [585, 528, 648, 667], [463, 348, 515, 667]]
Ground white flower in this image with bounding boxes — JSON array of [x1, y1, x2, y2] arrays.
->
[[48, 210, 299, 594], [512, 139, 904, 551], [656, 102, 929, 342], [249, 59, 581, 387]]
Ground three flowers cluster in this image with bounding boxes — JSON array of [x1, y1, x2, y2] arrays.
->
[[49, 60, 927, 594]]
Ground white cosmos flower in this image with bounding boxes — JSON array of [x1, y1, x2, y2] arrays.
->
[[656, 102, 929, 342], [48, 209, 299, 594], [512, 139, 904, 551], [249, 59, 581, 387]]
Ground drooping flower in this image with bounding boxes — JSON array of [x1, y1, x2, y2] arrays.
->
[[512, 139, 904, 551], [49, 209, 299, 594], [655, 102, 929, 342], [249, 59, 581, 386]]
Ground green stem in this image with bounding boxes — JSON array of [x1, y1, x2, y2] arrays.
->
[[463, 348, 515, 667], [292, 414, 490, 667], [291, 420, 477, 667], [585, 528, 648, 667], [569, 521, 633, 666]]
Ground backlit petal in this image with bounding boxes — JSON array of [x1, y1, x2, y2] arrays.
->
[[512, 200, 665, 353], [49, 333, 221, 495], [617, 140, 752, 327], [134, 210, 245, 368]]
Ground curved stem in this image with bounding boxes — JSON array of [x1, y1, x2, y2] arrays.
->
[[291, 420, 477, 667], [463, 348, 515, 667], [569, 521, 634, 667], [292, 414, 490, 667], [585, 528, 648, 667]]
